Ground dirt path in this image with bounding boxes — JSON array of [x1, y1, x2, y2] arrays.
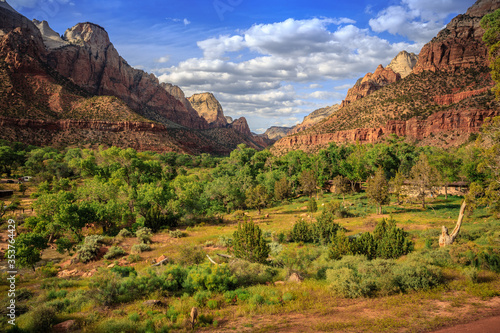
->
[[431, 315, 500, 333]]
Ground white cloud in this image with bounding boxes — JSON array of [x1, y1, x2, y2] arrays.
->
[[155, 55, 170, 63], [183, 18, 191, 26], [369, 0, 474, 43]]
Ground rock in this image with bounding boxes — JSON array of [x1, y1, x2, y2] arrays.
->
[[274, 281, 285, 285], [288, 273, 303, 283], [188, 93, 228, 128], [289, 104, 339, 135], [157, 255, 167, 262], [52, 319, 77, 333], [387, 51, 418, 78], [231, 117, 252, 137], [32, 19, 69, 50], [413, 0, 500, 74], [143, 300, 162, 307], [107, 263, 115, 268], [340, 65, 401, 108], [263, 126, 293, 140]]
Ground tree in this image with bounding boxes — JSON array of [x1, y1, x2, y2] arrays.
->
[[389, 171, 406, 205], [245, 184, 269, 214], [232, 220, 270, 264], [429, 149, 461, 199], [332, 175, 350, 205], [366, 168, 390, 214], [15, 232, 48, 271], [307, 197, 318, 219], [408, 154, 441, 208], [274, 176, 291, 201], [299, 169, 317, 197], [481, 8, 500, 97]]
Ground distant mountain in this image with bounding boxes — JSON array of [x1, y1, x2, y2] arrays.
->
[[289, 104, 339, 135], [0, 3, 268, 154], [387, 51, 418, 78], [263, 126, 293, 140], [272, 0, 500, 154], [188, 92, 228, 128]]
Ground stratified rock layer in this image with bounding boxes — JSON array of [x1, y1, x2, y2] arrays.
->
[[387, 51, 418, 78], [188, 92, 228, 128]]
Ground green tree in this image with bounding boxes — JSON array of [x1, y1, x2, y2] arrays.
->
[[408, 154, 441, 208], [245, 184, 269, 214], [274, 176, 291, 201], [232, 220, 270, 264], [307, 197, 318, 219], [366, 168, 390, 214], [299, 169, 317, 197], [481, 8, 500, 97], [291, 218, 313, 243], [332, 175, 350, 205], [389, 171, 406, 205], [15, 232, 48, 271]]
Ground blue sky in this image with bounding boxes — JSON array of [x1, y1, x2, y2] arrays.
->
[[10, 0, 476, 133]]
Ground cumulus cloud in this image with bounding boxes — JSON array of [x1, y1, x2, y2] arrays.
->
[[369, 0, 473, 42], [155, 55, 170, 63]]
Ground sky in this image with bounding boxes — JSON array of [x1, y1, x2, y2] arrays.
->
[[9, 0, 476, 133]]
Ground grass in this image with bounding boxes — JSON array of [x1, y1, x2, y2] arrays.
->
[[1, 193, 500, 332]]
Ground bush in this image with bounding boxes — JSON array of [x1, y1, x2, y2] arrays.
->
[[127, 254, 141, 263], [95, 318, 144, 333], [312, 210, 343, 244], [75, 235, 104, 263], [169, 229, 186, 238], [135, 227, 152, 244], [131, 243, 152, 254], [229, 260, 278, 286], [18, 305, 56, 333], [117, 228, 133, 238], [37, 262, 59, 278], [178, 245, 206, 265], [217, 236, 233, 247], [183, 263, 237, 293], [232, 220, 270, 264], [104, 246, 126, 260], [326, 255, 443, 298], [143, 205, 178, 232], [290, 218, 313, 243]]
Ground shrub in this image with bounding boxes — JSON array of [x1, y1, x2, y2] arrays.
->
[[290, 218, 313, 243], [104, 246, 126, 260], [217, 235, 233, 247], [95, 318, 143, 333], [18, 305, 56, 333], [312, 210, 343, 244], [76, 235, 104, 263], [232, 220, 270, 264], [229, 260, 278, 286], [178, 245, 206, 265], [143, 205, 178, 232], [169, 229, 186, 238], [117, 228, 133, 238], [37, 262, 59, 278], [183, 263, 237, 293], [131, 243, 151, 254], [135, 227, 152, 244], [127, 254, 141, 263]]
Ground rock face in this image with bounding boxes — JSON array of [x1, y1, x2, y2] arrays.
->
[[46, 22, 208, 129], [263, 126, 293, 140], [231, 117, 252, 137], [290, 104, 339, 134], [413, 0, 500, 74], [387, 51, 419, 78], [32, 19, 68, 49], [340, 65, 401, 108], [188, 92, 228, 128], [273, 109, 500, 154]]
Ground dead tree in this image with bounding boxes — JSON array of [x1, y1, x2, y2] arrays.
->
[[439, 200, 466, 247], [190, 307, 198, 330]]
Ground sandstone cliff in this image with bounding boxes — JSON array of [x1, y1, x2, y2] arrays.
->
[[289, 104, 339, 134], [188, 92, 228, 128], [44, 22, 208, 129], [273, 0, 498, 153], [413, 0, 500, 74], [231, 117, 252, 137], [387, 51, 418, 78], [339, 65, 401, 108]]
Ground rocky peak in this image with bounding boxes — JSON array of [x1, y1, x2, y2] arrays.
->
[[340, 65, 400, 108], [231, 117, 252, 137], [413, 0, 500, 74], [387, 51, 418, 78], [0, 0, 17, 14], [290, 104, 339, 134], [63, 22, 110, 48], [263, 126, 293, 140], [188, 92, 228, 128], [32, 19, 68, 50], [225, 116, 233, 124]]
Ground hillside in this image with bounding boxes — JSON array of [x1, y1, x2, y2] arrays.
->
[[0, 4, 267, 154], [272, 0, 500, 154]]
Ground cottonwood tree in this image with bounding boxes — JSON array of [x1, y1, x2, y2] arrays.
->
[[408, 154, 441, 208], [245, 184, 269, 214], [299, 169, 317, 197], [389, 171, 406, 205], [274, 176, 291, 201], [332, 175, 350, 205], [366, 168, 390, 214]]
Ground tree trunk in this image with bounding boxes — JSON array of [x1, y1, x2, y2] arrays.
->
[[444, 184, 448, 199], [378, 205, 382, 215], [439, 200, 467, 247]]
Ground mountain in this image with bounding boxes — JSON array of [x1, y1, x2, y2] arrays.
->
[[289, 104, 339, 135], [188, 92, 228, 128], [387, 51, 419, 78], [0, 4, 268, 154], [272, 0, 500, 154], [263, 126, 293, 140], [339, 65, 401, 108]]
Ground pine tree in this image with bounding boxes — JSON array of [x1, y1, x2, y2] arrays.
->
[[366, 168, 390, 214], [232, 220, 270, 264]]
